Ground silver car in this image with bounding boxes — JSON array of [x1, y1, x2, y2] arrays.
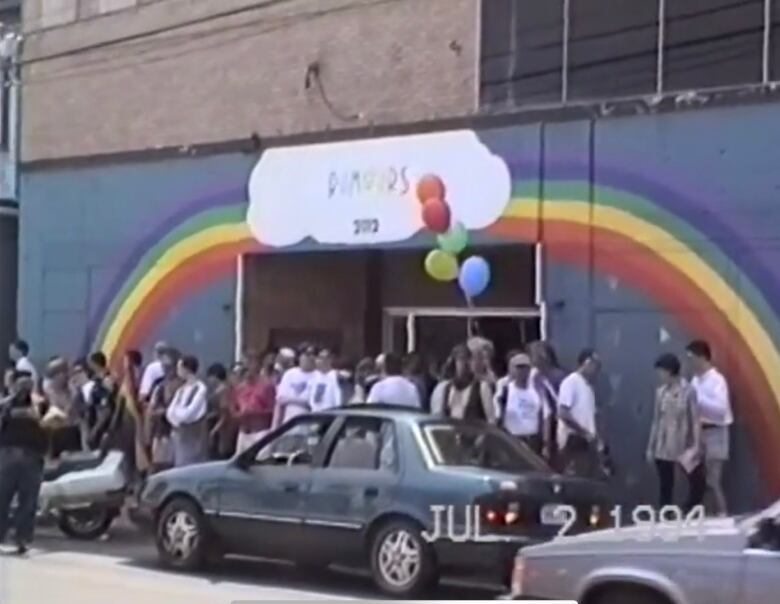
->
[[510, 500, 780, 604]]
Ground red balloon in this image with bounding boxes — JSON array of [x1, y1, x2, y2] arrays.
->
[[422, 198, 451, 233], [416, 174, 446, 204]]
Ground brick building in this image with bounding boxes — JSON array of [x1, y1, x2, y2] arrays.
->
[[22, 0, 477, 160], [18, 0, 780, 509]]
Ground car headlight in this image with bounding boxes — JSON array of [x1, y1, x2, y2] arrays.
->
[[510, 555, 525, 597]]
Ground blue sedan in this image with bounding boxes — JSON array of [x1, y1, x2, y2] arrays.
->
[[139, 404, 611, 597]]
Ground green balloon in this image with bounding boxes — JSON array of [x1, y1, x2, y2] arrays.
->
[[437, 221, 468, 254]]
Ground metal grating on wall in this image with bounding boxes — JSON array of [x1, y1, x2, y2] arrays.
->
[[481, 0, 776, 110]]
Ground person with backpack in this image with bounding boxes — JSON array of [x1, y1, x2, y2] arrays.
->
[[146, 348, 182, 472], [430, 345, 496, 423], [85, 352, 120, 451], [494, 352, 550, 455], [528, 341, 567, 463]]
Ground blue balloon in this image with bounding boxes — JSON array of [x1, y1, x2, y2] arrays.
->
[[458, 256, 491, 298]]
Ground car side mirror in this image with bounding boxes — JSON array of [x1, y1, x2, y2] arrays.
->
[[233, 453, 253, 471]]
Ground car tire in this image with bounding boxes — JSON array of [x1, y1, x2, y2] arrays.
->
[[369, 519, 438, 598], [58, 507, 116, 541], [591, 585, 669, 604], [155, 498, 208, 571]]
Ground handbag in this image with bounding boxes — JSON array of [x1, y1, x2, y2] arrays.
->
[[151, 434, 174, 466]]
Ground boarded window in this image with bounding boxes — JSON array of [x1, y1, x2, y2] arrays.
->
[[481, 0, 564, 108], [480, 0, 770, 110], [665, 0, 764, 91], [568, 0, 659, 100]]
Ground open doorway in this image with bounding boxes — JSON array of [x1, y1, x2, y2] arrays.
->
[[240, 243, 540, 363], [383, 307, 542, 371]]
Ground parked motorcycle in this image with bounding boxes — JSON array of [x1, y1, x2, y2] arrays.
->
[[36, 449, 129, 540]]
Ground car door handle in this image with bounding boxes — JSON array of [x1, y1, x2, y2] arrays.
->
[[283, 483, 300, 493], [364, 487, 379, 498]]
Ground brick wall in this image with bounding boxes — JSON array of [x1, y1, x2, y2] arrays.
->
[[21, 0, 478, 162]]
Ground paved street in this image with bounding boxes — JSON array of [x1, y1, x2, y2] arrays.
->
[[0, 520, 501, 603]]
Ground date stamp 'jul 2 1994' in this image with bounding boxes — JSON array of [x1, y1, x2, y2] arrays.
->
[[421, 504, 707, 544]]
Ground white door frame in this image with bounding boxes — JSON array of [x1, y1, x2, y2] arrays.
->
[[383, 306, 543, 353]]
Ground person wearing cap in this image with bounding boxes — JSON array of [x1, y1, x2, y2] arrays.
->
[[139, 341, 170, 403], [647, 353, 705, 511], [273, 344, 318, 428], [556, 349, 602, 476], [494, 353, 550, 454]]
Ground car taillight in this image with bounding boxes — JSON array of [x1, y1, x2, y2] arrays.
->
[[483, 502, 522, 526], [485, 508, 503, 524]]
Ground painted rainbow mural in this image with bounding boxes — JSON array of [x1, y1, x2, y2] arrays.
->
[[85, 164, 780, 493]]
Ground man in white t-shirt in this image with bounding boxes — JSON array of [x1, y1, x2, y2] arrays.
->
[[139, 341, 169, 401], [495, 353, 549, 454], [9, 340, 38, 387], [309, 348, 342, 413], [687, 339, 733, 516], [367, 352, 421, 408], [273, 344, 318, 428], [557, 349, 601, 475]]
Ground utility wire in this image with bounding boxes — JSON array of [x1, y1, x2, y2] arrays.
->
[[481, 24, 766, 88], [481, 0, 765, 61], [21, 0, 394, 85], [21, 0, 298, 65]]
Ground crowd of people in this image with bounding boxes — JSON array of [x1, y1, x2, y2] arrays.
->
[[0, 333, 733, 554]]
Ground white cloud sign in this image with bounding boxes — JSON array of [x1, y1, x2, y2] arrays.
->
[[246, 130, 511, 247]]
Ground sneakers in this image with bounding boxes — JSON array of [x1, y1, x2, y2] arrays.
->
[[14, 542, 28, 556]]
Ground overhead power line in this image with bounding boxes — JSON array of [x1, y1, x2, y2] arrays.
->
[[20, 0, 395, 86], [22, 0, 297, 65]]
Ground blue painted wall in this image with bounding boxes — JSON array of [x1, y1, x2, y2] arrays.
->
[[19, 152, 256, 365], [19, 102, 780, 512]]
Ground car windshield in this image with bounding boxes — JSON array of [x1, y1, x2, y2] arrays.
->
[[422, 422, 550, 473]]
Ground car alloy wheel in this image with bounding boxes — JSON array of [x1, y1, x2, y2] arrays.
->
[[377, 528, 423, 588], [156, 498, 207, 570], [163, 509, 200, 561]]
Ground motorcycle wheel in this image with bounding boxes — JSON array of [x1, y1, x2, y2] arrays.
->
[[58, 507, 116, 540]]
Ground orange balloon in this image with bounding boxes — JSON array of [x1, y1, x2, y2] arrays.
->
[[416, 174, 446, 204]]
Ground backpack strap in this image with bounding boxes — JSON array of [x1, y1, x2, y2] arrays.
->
[[497, 383, 509, 427], [442, 382, 452, 418]]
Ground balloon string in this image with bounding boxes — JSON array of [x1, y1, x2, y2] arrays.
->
[[465, 294, 475, 338]]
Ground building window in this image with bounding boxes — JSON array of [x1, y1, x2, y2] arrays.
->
[[665, 0, 765, 91], [568, 0, 658, 100], [480, 0, 564, 108], [480, 0, 774, 110]]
